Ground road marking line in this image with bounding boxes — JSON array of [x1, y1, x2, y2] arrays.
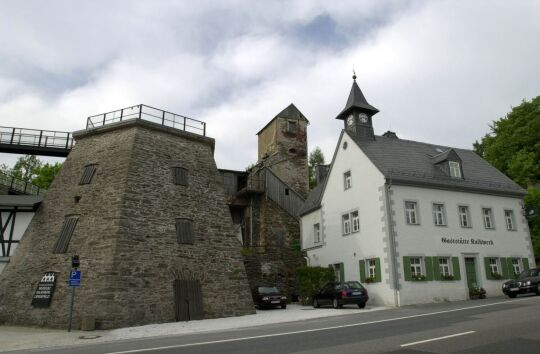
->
[[105, 297, 537, 354], [400, 331, 476, 347]]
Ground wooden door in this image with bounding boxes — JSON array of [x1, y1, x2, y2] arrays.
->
[[174, 280, 204, 321]]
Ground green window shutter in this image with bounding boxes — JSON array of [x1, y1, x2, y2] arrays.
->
[[452, 257, 461, 281], [522, 258, 530, 270], [425, 257, 434, 281], [484, 257, 494, 280], [432, 256, 441, 281], [339, 262, 345, 282], [375, 258, 382, 283], [403, 256, 412, 281], [500, 257, 510, 279], [359, 260, 366, 282]]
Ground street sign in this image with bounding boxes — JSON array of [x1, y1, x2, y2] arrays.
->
[[68, 269, 81, 287]]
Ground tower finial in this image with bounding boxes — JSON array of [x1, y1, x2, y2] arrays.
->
[[352, 68, 357, 81]]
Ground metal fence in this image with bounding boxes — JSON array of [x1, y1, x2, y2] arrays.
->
[[0, 171, 45, 195], [0, 127, 74, 150], [86, 104, 206, 136]]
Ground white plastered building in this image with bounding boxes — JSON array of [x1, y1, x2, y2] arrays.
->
[[300, 76, 535, 307]]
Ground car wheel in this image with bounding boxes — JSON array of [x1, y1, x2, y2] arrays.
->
[[333, 298, 342, 309], [281, 304, 287, 309], [508, 293, 517, 298], [536, 284, 540, 295], [358, 302, 366, 309], [313, 298, 320, 308]]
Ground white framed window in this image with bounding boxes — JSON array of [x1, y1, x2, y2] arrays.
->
[[483, 208, 494, 229], [504, 210, 516, 231], [410, 257, 423, 277], [367, 259, 377, 278], [351, 211, 360, 232], [511, 258, 521, 275], [344, 171, 352, 190], [458, 205, 471, 228], [439, 257, 451, 276], [433, 203, 446, 226], [489, 257, 500, 274], [342, 214, 351, 235], [314, 223, 320, 243], [287, 120, 297, 134], [405, 201, 419, 225], [449, 161, 462, 178]]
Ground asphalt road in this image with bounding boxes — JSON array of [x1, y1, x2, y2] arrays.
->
[[9, 295, 540, 354]]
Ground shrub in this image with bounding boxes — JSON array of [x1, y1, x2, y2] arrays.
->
[[297, 266, 335, 305], [441, 274, 455, 280], [412, 274, 427, 281], [491, 272, 503, 279], [364, 276, 376, 283]]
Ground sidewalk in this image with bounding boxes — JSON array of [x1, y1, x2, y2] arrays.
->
[[0, 304, 388, 352]]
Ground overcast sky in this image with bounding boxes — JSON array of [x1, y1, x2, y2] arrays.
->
[[1, 0, 539, 171]]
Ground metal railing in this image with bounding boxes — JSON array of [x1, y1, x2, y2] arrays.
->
[[86, 104, 206, 136], [0, 171, 45, 195], [0, 127, 74, 150]]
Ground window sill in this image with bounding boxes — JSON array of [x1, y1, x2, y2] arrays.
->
[[406, 223, 421, 226], [434, 224, 448, 227], [460, 226, 472, 229]]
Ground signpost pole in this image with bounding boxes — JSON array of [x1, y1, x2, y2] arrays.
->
[[68, 287, 75, 332]]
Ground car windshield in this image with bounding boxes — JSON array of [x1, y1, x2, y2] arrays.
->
[[342, 281, 364, 289], [518, 269, 537, 279], [258, 286, 279, 294]]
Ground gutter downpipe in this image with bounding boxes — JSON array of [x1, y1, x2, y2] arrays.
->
[[385, 178, 400, 307]]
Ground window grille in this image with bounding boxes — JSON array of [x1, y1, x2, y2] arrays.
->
[[344, 171, 352, 190], [314, 223, 320, 243], [504, 210, 515, 230], [79, 164, 97, 185], [52, 216, 79, 253], [351, 211, 360, 232], [433, 204, 446, 226], [176, 219, 194, 244], [439, 257, 451, 276], [483, 208, 494, 229], [410, 257, 422, 277], [172, 167, 189, 186]]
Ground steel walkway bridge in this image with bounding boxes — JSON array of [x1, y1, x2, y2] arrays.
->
[[0, 127, 74, 157]]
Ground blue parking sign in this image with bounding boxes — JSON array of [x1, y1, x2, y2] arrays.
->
[[68, 269, 81, 287]]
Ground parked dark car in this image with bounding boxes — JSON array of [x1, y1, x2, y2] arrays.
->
[[313, 281, 369, 309], [502, 268, 540, 298], [252, 285, 287, 309]]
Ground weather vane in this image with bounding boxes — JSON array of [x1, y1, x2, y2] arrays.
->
[[352, 67, 357, 81]]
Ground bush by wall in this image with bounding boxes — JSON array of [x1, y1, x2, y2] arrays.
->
[[296, 266, 335, 305]]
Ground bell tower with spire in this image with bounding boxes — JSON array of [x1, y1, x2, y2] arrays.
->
[[335, 73, 379, 141]]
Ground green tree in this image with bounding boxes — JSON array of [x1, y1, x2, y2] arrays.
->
[[1, 155, 63, 190], [32, 162, 63, 189], [308, 147, 325, 189], [474, 96, 540, 261]]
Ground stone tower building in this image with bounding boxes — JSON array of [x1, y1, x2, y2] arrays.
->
[[256, 104, 309, 198], [220, 103, 309, 299], [0, 109, 254, 329]]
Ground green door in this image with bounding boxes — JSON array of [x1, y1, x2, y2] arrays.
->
[[465, 257, 477, 288]]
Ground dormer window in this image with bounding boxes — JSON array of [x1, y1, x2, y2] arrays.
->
[[449, 161, 462, 178]]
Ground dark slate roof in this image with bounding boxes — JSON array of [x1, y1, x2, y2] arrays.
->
[[256, 103, 309, 135], [299, 131, 526, 216], [298, 178, 326, 216], [350, 132, 526, 196], [0, 195, 43, 209], [335, 80, 379, 120]]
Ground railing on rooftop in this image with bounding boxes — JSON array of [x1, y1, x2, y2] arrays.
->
[[0, 171, 45, 196], [86, 104, 206, 136], [0, 127, 74, 151]]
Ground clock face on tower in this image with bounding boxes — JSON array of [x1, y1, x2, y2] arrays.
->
[[358, 113, 369, 123], [346, 115, 355, 126]]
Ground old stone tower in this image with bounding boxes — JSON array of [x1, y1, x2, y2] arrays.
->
[[0, 107, 254, 329], [219, 103, 309, 299]]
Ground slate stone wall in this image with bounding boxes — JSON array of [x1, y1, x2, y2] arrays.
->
[[243, 197, 306, 299], [0, 120, 254, 329]]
